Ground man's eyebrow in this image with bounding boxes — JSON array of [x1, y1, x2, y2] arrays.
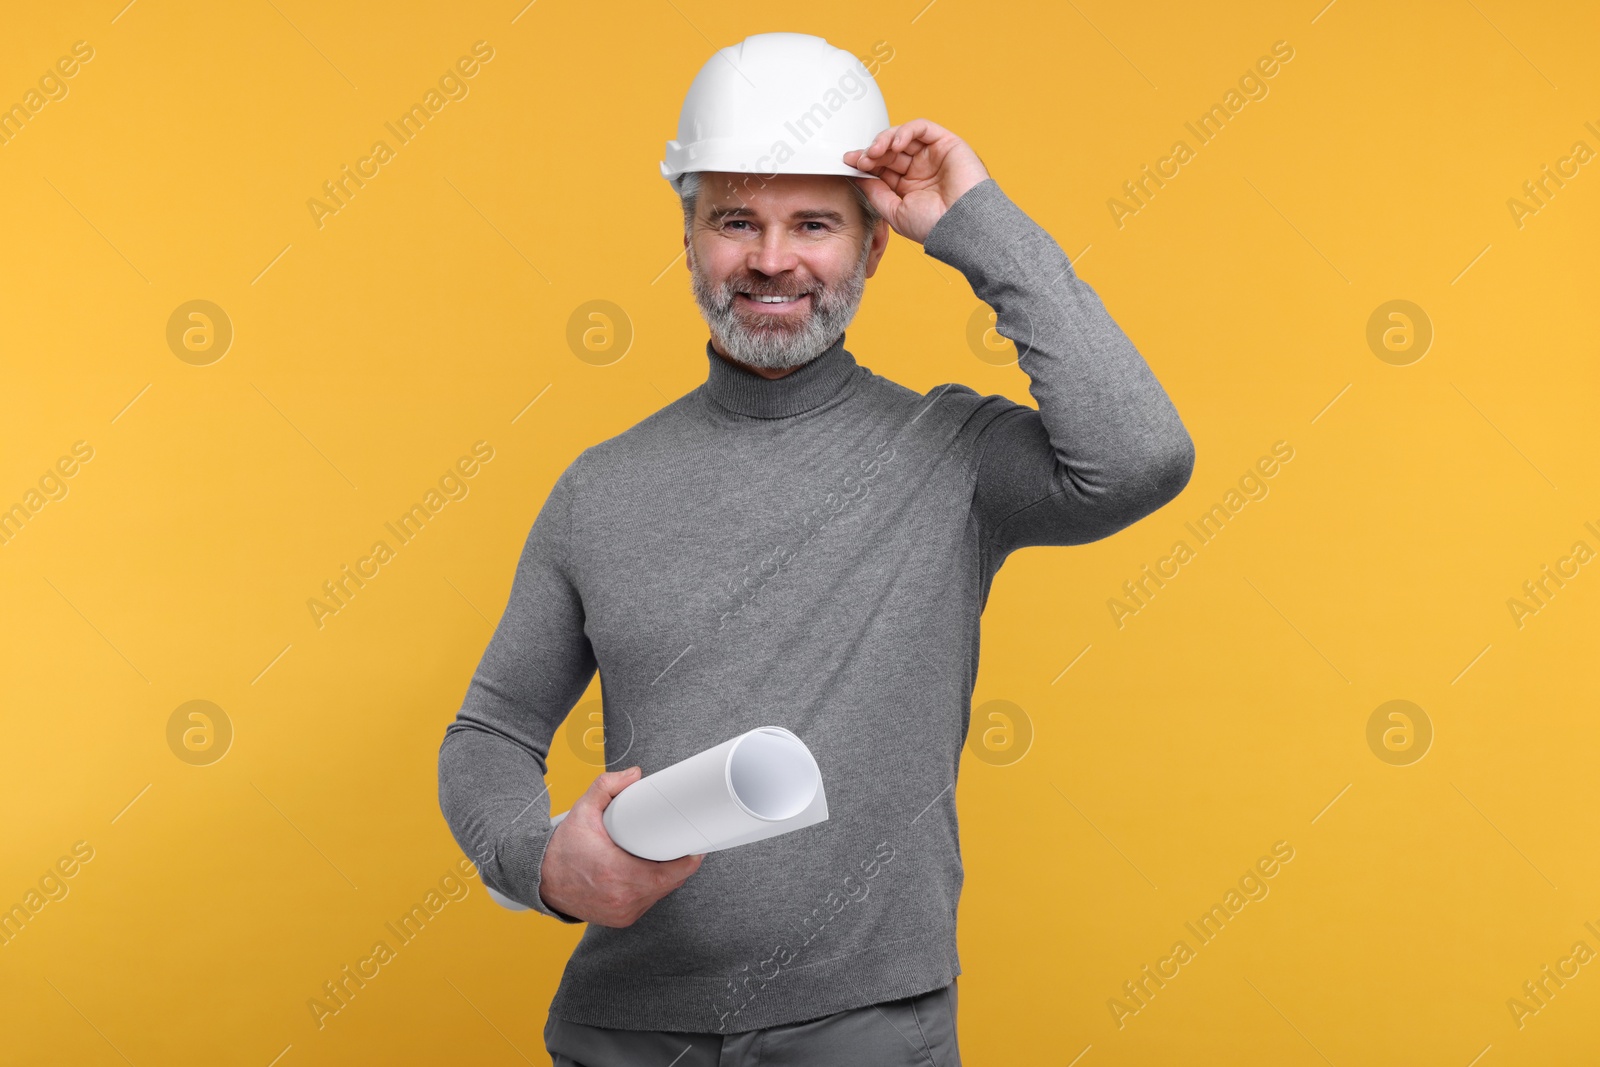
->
[[704, 205, 849, 225], [794, 209, 848, 224]]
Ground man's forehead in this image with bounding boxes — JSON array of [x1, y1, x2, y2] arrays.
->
[[698, 172, 854, 212]]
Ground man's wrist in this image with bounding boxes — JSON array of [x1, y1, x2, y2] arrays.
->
[[534, 839, 584, 924], [921, 177, 1003, 259], [537, 883, 579, 923], [491, 823, 583, 923]]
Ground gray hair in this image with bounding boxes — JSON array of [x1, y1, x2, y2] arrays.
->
[[674, 171, 882, 237]]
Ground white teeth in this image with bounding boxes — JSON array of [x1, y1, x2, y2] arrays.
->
[[747, 294, 802, 303]]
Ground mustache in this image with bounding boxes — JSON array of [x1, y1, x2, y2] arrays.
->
[[714, 278, 817, 304]]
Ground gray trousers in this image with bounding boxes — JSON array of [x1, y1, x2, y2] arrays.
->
[[544, 982, 961, 1066]]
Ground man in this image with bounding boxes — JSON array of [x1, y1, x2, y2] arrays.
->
[[437, 32, 1194, 1065]]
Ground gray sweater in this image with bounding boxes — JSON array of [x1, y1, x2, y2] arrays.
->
[[437, 178, 1195, 1034]]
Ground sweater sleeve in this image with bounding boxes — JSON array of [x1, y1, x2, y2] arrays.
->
[[920, 178, 1196, 562], [437, 456, 594, 923]]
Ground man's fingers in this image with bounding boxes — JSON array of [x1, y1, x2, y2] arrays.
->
[[863, 124, 899, 157], [878, 150, 921, 177], [850, 176, 902, 220], [854, 144, 951, 192], [584, 765, 641, 812], [651, 852, 704, 891], [891, 117, 952, 153], [861, 119, 954, 161], [846, 132, 898, 169]]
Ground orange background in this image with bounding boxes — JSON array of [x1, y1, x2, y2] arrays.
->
[[3, 1, 1597, 1063]]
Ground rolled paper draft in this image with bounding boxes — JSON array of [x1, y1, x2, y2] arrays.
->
[[485, 725, 828, 911]]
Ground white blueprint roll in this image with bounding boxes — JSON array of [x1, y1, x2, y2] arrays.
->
[[603, 725, 828, 861], [486, 725, 828, 911]]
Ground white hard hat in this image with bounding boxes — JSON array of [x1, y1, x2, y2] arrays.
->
[[660, 32, 890, 183]]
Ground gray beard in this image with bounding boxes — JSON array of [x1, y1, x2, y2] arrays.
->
[[689, 237, 872, 371]]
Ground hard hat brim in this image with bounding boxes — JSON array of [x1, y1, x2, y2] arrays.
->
[[661, 139, 880, 183]]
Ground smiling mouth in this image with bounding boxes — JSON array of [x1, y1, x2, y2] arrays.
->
[[737, 292, 811, 310]]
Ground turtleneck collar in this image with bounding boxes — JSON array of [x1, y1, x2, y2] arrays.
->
[[701, 333, 859, 419]]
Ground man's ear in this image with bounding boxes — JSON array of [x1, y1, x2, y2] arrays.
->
[[864, 218, 890, 280]]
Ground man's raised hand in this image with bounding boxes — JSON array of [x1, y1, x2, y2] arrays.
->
[[843, 118, 990, 245]]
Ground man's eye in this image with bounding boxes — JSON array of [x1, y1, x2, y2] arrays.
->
[[802, 222, 827, 232], [724, 220, 752, 231]]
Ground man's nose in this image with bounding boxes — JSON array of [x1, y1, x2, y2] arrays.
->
[[747, 228, 801, 276]]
